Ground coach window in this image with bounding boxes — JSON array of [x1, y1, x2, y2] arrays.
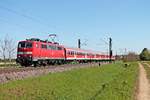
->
[[71, 51, 74, 55], [82, 53, 84, 55], [74, 51, 77, 55], [67, 51, 71, 55], [71, 51, 72, 55], [68, 51, 70, 55]]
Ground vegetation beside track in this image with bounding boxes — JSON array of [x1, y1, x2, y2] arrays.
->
[[0, 61, 19, 68], [0, 62, 138, 100], [141, 62, 150, 80], [145, 61, 150, 66]]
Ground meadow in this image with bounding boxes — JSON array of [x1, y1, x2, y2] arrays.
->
[[0, 62, 138, 100]]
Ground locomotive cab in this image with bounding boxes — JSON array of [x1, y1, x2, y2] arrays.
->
[[16, 41, 33, 66]]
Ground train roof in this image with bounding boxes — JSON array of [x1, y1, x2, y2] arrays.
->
[[65, 47, 108, 55], [19, 38, 108, 55]]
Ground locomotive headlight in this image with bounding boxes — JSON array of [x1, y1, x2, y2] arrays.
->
[[25, 52, 32, 54]]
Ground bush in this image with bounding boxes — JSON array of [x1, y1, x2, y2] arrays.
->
[[140, 48, 150, 61]]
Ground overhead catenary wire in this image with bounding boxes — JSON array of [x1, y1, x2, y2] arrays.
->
[[0, 16, 27, 29], [0, 5, 57, 31]]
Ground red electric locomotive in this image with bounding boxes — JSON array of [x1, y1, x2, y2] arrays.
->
[[16, 38, 115, 66]]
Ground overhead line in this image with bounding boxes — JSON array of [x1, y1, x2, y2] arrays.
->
[[0, 5, 55, 30], [0, 17, 26, 29]]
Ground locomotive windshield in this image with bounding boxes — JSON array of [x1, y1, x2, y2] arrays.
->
[[18, 42, 32, 48]]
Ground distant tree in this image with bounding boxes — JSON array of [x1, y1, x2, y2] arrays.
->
[[126, 52, 139, 61], [122, 52, 139, 62], [140, 48, 150, 61], [0, 36, 8, 62], [0, 35, 16, 62], [6, 38, 16, 62]]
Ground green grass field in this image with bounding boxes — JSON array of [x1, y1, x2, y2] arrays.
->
[[0, 62, 138, 100]]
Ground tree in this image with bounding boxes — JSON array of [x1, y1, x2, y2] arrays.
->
[[7, 38, 16, 62], [0, 37, 8, 61], [0, 35, 16, 62], [124, 52, 139, 61], [140, 48, 150, 61]]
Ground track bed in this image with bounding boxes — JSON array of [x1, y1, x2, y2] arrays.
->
[[0, 62, 104, 83]]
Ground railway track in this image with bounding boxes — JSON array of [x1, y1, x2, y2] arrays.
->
[[0, 63, 98, 74], [0, 62, 106, 83]]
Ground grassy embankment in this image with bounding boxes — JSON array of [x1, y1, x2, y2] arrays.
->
[[141, 62, 150, 80], [0, 62, 138, 100]]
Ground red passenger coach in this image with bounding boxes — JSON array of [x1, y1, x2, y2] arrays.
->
[[16, 38, 115, 67]]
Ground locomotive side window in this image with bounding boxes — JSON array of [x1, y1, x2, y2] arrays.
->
[[48, 45, 53, 50], [51, 45, 56, 50], [47, 45, 62, 50], [57, 47, 62, 50], [48, 45, 57, 50], [41, 44, 47, 49]]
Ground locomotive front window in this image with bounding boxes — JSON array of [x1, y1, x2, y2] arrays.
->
[[26, 42, 32, 48], [18, 42, 32, 48], [18, 42, 25, 48]]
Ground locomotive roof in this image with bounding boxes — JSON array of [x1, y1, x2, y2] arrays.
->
[[23, 38, 64, 46], [26, 38, 57, 44]]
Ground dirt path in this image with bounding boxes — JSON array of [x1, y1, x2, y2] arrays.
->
[[137, 63, 150, 100]]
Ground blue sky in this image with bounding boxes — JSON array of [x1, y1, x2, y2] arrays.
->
[[0, 0, 150, 54]]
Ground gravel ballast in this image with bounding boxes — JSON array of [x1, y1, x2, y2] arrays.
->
[[0, 63, 102, 83]]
